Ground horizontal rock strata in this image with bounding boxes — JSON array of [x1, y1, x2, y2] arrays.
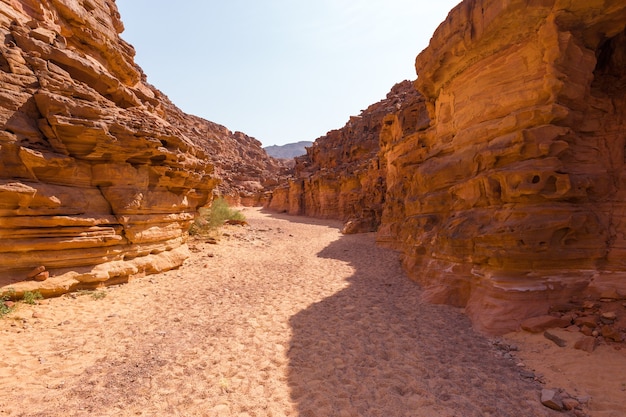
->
[[266, 80, 423, 233], [378, 0, 626, 333], [0, 0, 281, 296]]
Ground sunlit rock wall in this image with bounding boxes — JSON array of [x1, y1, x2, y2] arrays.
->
[[378, 0, 626, 334], [266, 81, 422, 233], [0, 0, 217, 295]]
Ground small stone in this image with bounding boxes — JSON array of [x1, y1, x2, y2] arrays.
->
[[592, 330, 599, 337], [26, 265, 46, 279], [565, 324, 581, 332], [33, 271, 49, 281], [32, 312, 44, 319], [601, 311, 617, 321], [582, 300, 597, 309], [575, 315, 598, 328], [541, 389, 564, 411], [601, 325, 622, 342], [544, 330, 567, 347], [600, 289, 619, 301], [521, 315, 571, 333], [574, 336, 596, 353], [562, 397, 580, 411], [3, 301, 15, 309]]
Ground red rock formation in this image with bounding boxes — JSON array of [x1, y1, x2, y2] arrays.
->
[[266, 80, 423, 233], [0, 0, 281, 296], [378, 0, 626, 334], [160, 102, 287, 206]]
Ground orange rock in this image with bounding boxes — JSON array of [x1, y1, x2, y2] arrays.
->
[[521, 315, 571, 333], [0, 0, 282, 296], [377, 0, 626, 334], [266, 81, 422, 231], [26, 266, 46, 279], [574, 336, 596, 353]]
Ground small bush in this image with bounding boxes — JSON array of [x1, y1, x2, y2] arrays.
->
[[190, 198, 246, 236], [22, 291, 43, 305], [91, 290, 107, 300], [1, 297, 13, 317]]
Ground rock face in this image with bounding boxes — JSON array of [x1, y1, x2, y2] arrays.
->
[[266, 81, 422, 233], [0, 0, 280, 296], [160, 104, 287, 207], [377, 0, 626, 333]]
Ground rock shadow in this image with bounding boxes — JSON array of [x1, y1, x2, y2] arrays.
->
[[286, 231, 561, 417]]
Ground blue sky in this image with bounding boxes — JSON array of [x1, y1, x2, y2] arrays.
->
[[116, 1, 460, 147]]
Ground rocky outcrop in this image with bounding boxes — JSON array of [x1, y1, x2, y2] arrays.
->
[[160, 102, 287, 206], [266, 81, 423, 233], [378, 0, 626, 333], [0, 0, 280, 296]]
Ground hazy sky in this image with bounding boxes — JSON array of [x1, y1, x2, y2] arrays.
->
[[115, 1, 460, 147]]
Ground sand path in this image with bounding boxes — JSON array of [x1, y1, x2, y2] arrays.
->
[[1, 208, 569, 416]]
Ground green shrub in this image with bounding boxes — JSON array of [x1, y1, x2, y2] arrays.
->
[[22, 290, 43, 305], [91, 290, 107, 300], [1, 289, 16, 317], [190, 198, 246, 236]]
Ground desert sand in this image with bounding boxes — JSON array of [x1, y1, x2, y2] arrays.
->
[[0, 208, 623, 416]]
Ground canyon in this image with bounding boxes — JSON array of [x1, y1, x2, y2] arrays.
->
[[0, 0, 283, 296], [267, 0, 626, 334], [2, 0, 626, 336]]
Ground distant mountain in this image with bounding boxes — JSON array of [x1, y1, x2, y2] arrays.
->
[[264, 141, 313, 159]]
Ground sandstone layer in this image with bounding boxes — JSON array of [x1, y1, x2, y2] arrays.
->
[[266, 80, 423, 234], [377, 0, 626, 333], [0, 0, 281, 296], [266, 0, 626, 334]]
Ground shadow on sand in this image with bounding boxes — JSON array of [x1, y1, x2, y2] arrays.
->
[[282, 226, 558, 417]]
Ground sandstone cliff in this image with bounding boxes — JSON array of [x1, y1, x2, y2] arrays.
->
[[266, 80, 423, 233], [378, 0, 626, 333], [266, 0, 626, 334], [0, 0, 281, 296]]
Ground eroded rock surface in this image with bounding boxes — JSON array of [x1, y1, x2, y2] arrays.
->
[[0, 0, 280, 295], [378, 0, 626, 333], [266, 80, 423, 233], [266, 0, 626, 335]]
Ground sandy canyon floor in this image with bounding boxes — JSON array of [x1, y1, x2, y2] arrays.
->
[[1, 208, 624, 417]]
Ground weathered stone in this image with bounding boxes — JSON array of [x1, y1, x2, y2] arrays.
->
[[599, 289, 620, 301], [573, 336, 596, 353], [580, 325, 595, 336], [521, 315, 571, 333], [601, 325, 623, 342], [32, 271, 49, 282], [562, 397, 580, 411], [575, 316, 599, 328], [26, 266, 45, 279], [544, 330, 567, 347], [601, 311, 617, 321], [541, 389, 563, 411], [0, 0, 283, 297], [375, 0, 626, 334], [266, 81, 422, 232]]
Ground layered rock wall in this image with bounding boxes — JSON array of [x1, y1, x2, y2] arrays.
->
[[378, 0, 626, 333], [0, 0, 280, 296], [266, 81, 423, 233]]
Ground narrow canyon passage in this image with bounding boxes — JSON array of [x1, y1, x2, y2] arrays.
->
[[0, 208, 562, 417]]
